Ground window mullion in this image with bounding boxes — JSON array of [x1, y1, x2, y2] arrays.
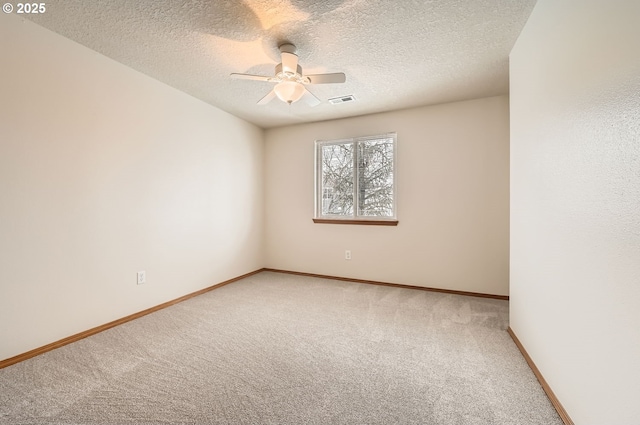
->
[[353, 140, 359, 218], [315, 144, 320, 217]]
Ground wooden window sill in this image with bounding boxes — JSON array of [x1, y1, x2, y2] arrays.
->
[[312, 219, 399, 226]]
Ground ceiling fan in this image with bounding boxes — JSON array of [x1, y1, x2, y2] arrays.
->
[[230, 43, 346, 106]]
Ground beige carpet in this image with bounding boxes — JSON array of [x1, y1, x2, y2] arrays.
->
[[0, 271, 561, 424]]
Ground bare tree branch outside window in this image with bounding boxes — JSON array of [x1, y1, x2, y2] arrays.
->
[[317, 134, 396, 219], [321, 143, 353, 215], [358, 138, 394, 216]]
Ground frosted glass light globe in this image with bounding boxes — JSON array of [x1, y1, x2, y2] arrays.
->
[[274, 81, 305, 104]]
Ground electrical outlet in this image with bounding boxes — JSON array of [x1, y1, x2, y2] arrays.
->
[[137, 271, 146, 285], [345, 250, 351, 260]]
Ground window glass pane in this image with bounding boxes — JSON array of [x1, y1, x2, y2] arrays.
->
[[321, 143, 354, 216], [357, 138, 394, 217]]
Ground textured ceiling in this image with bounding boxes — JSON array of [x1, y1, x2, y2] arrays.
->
[[25, 0, 536, 129]]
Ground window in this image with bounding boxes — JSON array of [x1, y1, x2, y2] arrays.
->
[[314, 133, 397, 225]]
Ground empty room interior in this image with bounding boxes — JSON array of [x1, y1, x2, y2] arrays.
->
[[1, 0, 638, 424]]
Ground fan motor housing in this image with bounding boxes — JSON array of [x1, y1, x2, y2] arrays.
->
[[275, 63, 303, 79]]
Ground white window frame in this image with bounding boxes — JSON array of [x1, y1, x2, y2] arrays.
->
[[314, 132, 397, 223]]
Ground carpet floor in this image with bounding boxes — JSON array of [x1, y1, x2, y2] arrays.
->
[[0, 271, 562, 424]]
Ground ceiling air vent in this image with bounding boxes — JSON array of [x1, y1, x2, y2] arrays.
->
[[329, 95, 356, 105]]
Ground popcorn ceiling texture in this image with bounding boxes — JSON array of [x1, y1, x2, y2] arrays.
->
[[26, 0, 536, 128]]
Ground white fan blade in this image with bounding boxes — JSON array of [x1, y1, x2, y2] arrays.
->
[[281, 52, 299, 75], [230, 73, 273, 82], [301, 88, 321, 107], [305, 73, 346, 84], [257, 89, 277, 105]]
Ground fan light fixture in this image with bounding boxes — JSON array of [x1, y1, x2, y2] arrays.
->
[[230, 43, 346, 107], [273, 81, 305, 104]]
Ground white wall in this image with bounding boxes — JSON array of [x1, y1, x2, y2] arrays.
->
[[510, 0, 640, 423], [265, 96, 510, 296], [0, 15, 264, 361]]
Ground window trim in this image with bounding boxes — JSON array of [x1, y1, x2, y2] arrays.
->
[[314, 132, 398, 225], [312, 218, 399, 226]]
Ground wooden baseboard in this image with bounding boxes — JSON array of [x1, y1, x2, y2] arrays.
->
[[0, 269, 263, 369], [507, 327, 574, 425], [263, 268, 509, 300]]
